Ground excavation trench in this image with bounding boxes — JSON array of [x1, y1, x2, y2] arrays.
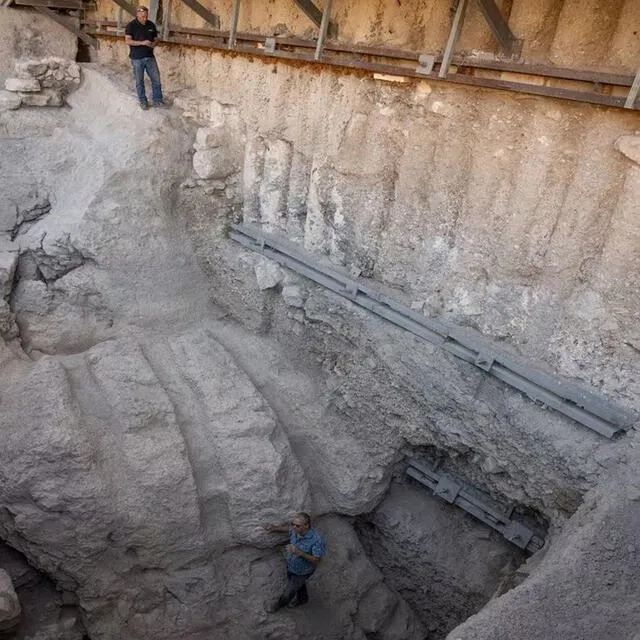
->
[[0, 30, 638, 640]]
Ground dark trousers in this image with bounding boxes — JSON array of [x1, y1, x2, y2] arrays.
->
[[274, 571, 312, 609], [131, 56, 163, 105]]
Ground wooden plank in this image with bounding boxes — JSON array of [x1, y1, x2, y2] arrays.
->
[[34, 6, 98, 47], [179, 0, 219, 29]]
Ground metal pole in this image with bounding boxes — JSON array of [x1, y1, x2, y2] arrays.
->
[[228, 0, 241, 49], [439, 0, 468, 78], [624, 69, 640, 109], [314, 0, 332, 60], [161, 0, 172, 38]]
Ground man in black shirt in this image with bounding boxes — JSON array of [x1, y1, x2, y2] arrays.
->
[[125, 6, 165, 109]]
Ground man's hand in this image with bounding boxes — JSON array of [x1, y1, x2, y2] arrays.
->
[[286, 544, 299, 555], [264, 522, 289, 533]]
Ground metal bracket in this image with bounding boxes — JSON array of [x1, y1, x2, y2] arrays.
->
[[265, 37, 276, 54], [503, 520, 534, 550], [475, 352, 495, 372], [435, 476, 461, 503], [416, 54, 435, 76]]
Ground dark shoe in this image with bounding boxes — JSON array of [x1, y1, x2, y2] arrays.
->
[[287, 597, 307, 608], [152, 100, 169, 108], [139, 102, 149, 110], [266, 600, 283, 614]]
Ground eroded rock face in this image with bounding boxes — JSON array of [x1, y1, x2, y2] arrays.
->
[[0, 67, 426, 640], [357, 482, 527, 639]]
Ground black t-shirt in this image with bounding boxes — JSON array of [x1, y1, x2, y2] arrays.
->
[[125, 18, 158, 59]]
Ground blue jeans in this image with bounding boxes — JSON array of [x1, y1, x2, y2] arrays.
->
[[131, 57, 163, 105], [273, 571, 312, 610]]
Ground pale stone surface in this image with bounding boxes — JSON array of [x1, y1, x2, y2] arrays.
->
[[446, 461, 640, 640], [5, 77, 40, 92], [0, 569, 20, 631], [193, 147, 235, 179], [0, 68, 427, 640], [0, 90, 21, 110], [615, 135, 640, 165], [254, 257, 284, 290], [194, 124, 227, 149]]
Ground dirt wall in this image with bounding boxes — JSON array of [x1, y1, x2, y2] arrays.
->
[[0, 7, 77, 83], [88, 0, 640, 71]]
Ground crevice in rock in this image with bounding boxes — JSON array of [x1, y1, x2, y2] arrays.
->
[[9, 193, 51, 241], [21, 233, 93, 285], [0, 541, 90, 640]]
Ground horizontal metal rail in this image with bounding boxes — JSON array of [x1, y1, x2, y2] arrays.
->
[[406, 458, 544, 553], [84, 21, 639, 111], [230, 224, 635, 439]]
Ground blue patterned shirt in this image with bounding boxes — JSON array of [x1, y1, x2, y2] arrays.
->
[[286, 527, 326, 575]]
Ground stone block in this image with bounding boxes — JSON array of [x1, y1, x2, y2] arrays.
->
[[19, 92, 51, 107], [193, 148, 235, 180], [5, 77, 40, 92], [254, 258, 284, 290], [194, 125, 227, 150], [67, 62, 81, 79], [0, 90, 21, 111]]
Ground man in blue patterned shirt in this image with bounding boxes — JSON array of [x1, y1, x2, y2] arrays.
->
[[264, 512, 326, 611]]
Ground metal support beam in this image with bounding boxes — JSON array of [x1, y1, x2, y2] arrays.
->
[[161, 0, 172, 39], [439, 0, 468, 78], [229, 223, 635, 438], [293, 0, 322, 27], [474, 0, 520, 58], [228, 0, 241, 49], [406, 458, 544, 553], [148, 0, 159, 22], [179, 0, 219, 29], [112, 0, 136, 17], [314, 0, 332, 60], [14, 0, 81, 7], [624, 69, 640, 109], [34, 6, 98, 47]]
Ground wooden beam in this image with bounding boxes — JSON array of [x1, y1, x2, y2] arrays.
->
[[112, 0, 136, 17], [474, 0, 520, 58], [34, 6, 98, 47], [439, 0, 468, 78], [179, 0, 219, 29]]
